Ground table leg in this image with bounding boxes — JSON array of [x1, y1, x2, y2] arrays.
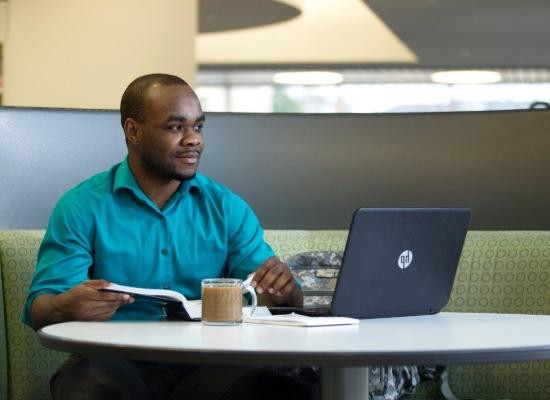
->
[[320, 366, 369, 400]]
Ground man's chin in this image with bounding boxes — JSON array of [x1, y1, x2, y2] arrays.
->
[[173, 171, 197, 182]]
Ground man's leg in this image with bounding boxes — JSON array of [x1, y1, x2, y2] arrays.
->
[[51, 354, 153, 400], [168, 366, 319, 400], [51, 354, 194, 400]]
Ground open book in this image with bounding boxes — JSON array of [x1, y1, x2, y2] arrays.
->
[[244, 312, 359, 327], [101, 283, 202, 320], [101, 283, 269, 321]]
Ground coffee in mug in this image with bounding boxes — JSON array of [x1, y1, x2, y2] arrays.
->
[[201, 278, 257, 325]]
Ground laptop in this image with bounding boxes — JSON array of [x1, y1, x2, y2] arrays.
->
[[270, 207, 470, 319]]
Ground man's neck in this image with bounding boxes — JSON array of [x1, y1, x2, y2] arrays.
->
[[127, 157, 181, 210]]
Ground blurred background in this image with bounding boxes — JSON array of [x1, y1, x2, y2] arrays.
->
[[1, 0, 549, 113]]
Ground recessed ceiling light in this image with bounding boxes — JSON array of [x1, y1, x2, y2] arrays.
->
[[273, 71, 343, 85], [430, 70, 502, 84]]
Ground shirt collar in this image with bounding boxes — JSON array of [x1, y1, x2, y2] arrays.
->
[[113, 158, 201, 198]]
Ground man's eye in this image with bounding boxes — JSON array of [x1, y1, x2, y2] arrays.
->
[[193, 124, 203, 132], [168, 125, 181, 131]]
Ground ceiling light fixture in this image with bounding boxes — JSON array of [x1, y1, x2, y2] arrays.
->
[[273, 71, 343, 85], [430, 70, 502, 84]]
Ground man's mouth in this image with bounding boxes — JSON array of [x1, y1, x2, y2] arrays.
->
[[175, 152, 200, 165]]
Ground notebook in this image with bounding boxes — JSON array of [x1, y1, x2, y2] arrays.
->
[[271, 207, 470, 319]]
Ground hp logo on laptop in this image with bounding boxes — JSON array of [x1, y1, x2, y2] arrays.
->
[[398, 250, 413, 269]]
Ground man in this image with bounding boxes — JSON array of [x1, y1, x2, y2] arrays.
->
[[22, 74, 317, 399]]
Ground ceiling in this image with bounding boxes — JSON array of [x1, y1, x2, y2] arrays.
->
[[366, 0, 550, 68], [197, 0, 416, 66], [199, 0, 300, 33], [198, 0, 550, 68]]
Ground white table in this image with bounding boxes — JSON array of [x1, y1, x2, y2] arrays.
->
[[39, 312, 550, 400]]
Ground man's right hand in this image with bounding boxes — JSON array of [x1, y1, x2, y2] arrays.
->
[[30, 279, 134, 330]]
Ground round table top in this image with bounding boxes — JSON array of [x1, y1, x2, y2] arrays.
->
[[39, 312, 550, 366]]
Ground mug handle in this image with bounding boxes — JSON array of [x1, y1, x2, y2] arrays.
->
[[243, 284, 257, 316]]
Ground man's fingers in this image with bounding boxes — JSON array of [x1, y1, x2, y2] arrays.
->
[[252, 256, 298, 295], [92, 302, 126, 313], [255, 262, 286, 294], [275, 279, 297, 296], [51, 280, 133, 323], [85, 309, 118, 321], [81, 299, 131, 320], [79, 282, 133, 303], [250, 260, 273, 290], [269, 273, 295, 295], [251, 257, 278, 285], [83, 279, 111, 289], [91, 291, 133, 303]]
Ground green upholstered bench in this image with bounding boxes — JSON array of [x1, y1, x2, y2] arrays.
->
[[443, 231, 550, 400], [0, 231, 68, 400], [2, 230, 550, 399]]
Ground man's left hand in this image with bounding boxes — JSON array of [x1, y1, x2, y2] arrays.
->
[[250, 256, 303, 307]]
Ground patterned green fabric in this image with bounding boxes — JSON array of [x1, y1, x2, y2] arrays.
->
[[0, 238, 7, 400], [443, 231, 550, 400], [264, 230, 349, 261], [0, 231, 68, 400], [412, 379, 445, 399]]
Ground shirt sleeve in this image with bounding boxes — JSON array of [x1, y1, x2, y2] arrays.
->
[[224, 192, 275, 280], [21, 190, 95, 326]]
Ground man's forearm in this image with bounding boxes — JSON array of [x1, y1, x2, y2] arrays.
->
[[29, 280, 133, 331], [30, 294, 66, 331]]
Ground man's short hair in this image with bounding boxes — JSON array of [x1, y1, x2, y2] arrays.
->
[[120, 74, 188, 127]]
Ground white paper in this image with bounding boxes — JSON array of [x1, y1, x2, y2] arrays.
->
[[244, 312, 359, 327], [244, 306, 272, 317]]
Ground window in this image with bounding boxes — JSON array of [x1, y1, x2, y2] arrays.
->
[[197, 69, 550, 113]]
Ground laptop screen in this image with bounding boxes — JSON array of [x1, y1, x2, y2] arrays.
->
[[330, 208, 470, 319]]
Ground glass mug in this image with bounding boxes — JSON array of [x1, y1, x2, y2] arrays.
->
[[201, 278, 257, 325]]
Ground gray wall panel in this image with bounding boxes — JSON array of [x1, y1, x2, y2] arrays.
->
[[1, 108, 127, 230], [1, 107, 549, 230]]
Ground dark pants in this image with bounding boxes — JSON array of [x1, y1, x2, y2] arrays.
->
[[51, 354, 319, 400]]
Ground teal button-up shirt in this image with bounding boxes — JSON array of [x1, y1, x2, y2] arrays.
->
[[22, 159, 274, 324]]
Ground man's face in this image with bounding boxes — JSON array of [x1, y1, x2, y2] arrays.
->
[[135, 84, 205, 181]]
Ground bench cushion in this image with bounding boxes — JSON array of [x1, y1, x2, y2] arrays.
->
[[444, 231, 550, 400], [0, 231, 68, 400], [0, 238, 7, 400]]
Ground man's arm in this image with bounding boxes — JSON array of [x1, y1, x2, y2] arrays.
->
[[30, 280, 133, 331], [223, 191, 301, 306], [23, 189, 124, 330], [251, 256, 303, 307]]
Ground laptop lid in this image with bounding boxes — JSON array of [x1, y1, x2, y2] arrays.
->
[[330, 207, 470, 319]]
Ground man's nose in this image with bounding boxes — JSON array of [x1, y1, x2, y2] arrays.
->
[[181, 129, 202, 146]]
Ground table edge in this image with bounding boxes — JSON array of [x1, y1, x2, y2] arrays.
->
[[38, 329, 550, 366]]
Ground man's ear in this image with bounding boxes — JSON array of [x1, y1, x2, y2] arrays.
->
[[123, 118, 141, 146]]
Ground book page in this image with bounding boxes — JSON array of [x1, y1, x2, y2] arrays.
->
[[186, 301, 202, 319], [104, 283, 188, 303]]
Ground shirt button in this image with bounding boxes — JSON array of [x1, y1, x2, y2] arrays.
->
[[161, 248, 168, 255]]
